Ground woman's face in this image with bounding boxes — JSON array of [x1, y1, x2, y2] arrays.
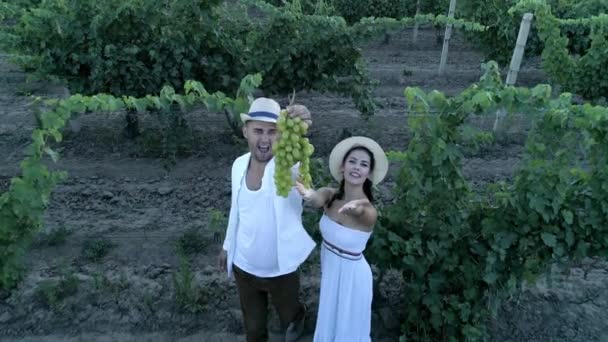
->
[[341, 149, 372, 186]]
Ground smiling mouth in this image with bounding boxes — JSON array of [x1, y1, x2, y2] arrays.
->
[[349, 172, 361, 178], [258, 146, 270, 153]]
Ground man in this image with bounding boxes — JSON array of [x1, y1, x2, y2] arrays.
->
[[218, 97, 316, 342]]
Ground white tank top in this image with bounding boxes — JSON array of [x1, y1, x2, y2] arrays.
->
[[233, 174, 280, 277]]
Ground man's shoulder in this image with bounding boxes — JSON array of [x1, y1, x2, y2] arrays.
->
[[232, 152, 251, 169]]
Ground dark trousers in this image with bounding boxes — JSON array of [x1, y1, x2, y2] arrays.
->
[[233, 264, 306, 342]]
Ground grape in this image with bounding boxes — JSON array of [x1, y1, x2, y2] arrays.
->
[[273, 110, 315, 197]]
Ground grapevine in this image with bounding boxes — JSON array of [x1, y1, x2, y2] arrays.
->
[[273, 110, 314, 197], [0, 75, 260, 291], [512, 0, 608, 101], [367, 61, 608, 341], [351, 13, 487, 39]]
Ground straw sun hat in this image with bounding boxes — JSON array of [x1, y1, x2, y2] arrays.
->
[[328, 136, 389, 185], [240, 97, 281, 124]]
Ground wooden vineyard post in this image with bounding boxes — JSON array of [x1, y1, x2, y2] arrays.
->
[[412, 0, 421, 43], [438, 0, 457, 75], [493, 13, 534, 132], [506, 13, 534, 85], [439, 0, 456, 75]]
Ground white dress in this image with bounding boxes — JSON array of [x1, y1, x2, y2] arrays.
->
[[313, 214, 373, 342]]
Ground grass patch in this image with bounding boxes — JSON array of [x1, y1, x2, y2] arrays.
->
[[81, 238, 114, 262], [173, 255, 206, 313]]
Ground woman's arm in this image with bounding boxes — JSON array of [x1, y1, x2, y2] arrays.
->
[[295, 182, 336, 209], [338, 199, 378, 230]]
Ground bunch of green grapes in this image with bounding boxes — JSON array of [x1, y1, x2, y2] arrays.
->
[[273, 110, 315, 197]]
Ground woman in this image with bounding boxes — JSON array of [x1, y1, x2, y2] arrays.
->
[[295, 136, 389, 342]]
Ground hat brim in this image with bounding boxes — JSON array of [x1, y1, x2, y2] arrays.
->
[[240, 113, 278, 124], [328, 136, 388, 186]]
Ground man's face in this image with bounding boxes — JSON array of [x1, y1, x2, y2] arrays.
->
[[243, 120, 278, 163]]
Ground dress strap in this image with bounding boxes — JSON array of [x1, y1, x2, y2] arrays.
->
[[322, 239, 362, 261]]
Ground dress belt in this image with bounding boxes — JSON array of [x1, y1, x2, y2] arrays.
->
[[322, 239, 362, 261]]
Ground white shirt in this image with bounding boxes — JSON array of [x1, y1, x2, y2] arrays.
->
[[233, 172, 281, 277], [222, 153, 316, 279]]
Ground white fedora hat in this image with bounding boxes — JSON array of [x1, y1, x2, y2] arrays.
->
[[240, 97, 281, 124], [329, 136, 389, 185]]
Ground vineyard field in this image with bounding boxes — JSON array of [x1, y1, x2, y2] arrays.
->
[[1, 25, 607, 342]]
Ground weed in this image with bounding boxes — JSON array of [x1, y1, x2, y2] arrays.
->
[[35, 269, 78, 310], [175, 226, 208, 255], [81, 238, 114, 262], [173, 256, 206, 313], [209, 208, 228, 245], [41, 225, 71, 247], [93, 271, 109, 290]]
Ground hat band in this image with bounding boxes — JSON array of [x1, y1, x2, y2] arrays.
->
[[248, 111, 278, 120]]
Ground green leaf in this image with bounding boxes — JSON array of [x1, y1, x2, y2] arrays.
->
[[43, 148, 60, 162], [386, 150, 407, 162], [472, 91, 492, 111], [459, 302, 471, 322], [561, 210, 573, 225], [48, 128, 62, 143], [541, 233, 557, 247], [575, 240, 589, 257], [105, 97, 123, 112], [531, 84, 551, 99], [160, 85, 176, 99], [428, 272, 445, 291], [185, 81, 207, 97], [170, 93, 185, 108], [404, 87, 417, 107], [444, 310, 457, 325], [496, 232, 518, 249], [483, 272, 497, 284], [428, 90, 448, 108]]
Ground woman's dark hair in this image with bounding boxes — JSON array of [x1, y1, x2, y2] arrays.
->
[[327, 146, 375, 208]]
